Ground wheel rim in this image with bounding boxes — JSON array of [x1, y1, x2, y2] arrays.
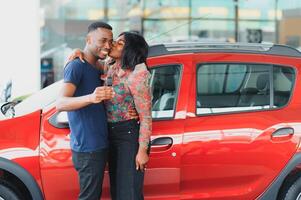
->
[[297, 193, 301, 200]]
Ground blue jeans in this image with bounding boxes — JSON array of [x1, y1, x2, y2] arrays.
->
[[108, 119, 144, 200], [72, 149, 108, 200]]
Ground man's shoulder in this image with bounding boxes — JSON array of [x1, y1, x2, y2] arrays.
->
[[65, 58, 85, 69], [64, 59, 88, 75]]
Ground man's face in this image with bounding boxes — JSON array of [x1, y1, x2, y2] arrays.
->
[[87, 28, 113, 59]]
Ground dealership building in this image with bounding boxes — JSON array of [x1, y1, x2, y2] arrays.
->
[[1, 0, 301, 99]]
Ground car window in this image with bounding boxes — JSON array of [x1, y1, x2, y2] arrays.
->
[[273, 65, 295, 107], [197, 64, 227, 94], [197, 64, 247, 94], [150, 64, 181, 119], [226, 64, 247, 92], [196, 63, 295, 115]]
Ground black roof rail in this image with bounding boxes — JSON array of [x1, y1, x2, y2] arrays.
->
[[147, 42, 301, 58], [268, 44, 301, 57]]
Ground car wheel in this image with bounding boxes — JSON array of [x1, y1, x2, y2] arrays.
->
[[280, 175, 301, 200], [0, 180, 21, 200]]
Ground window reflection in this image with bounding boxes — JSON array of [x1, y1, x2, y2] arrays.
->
[[40, 0, 301, 87]]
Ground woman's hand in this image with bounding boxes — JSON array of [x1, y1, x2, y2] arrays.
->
[[67, 48, 85, 63], [135, 147, 149, 172]]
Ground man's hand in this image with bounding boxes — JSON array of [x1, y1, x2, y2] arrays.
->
[[135, 147, 149, 172], [128, 107, 139, 119], [67, 48, 85, 63], [89, 86, 114, 103]]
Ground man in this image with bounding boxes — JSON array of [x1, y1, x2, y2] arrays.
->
[[56, 21, 114, 200]]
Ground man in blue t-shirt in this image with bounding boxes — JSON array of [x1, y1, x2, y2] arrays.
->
[[56, 21, 114, 200]]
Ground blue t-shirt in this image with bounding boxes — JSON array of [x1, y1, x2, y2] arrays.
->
[[64, 59, 108, 152]]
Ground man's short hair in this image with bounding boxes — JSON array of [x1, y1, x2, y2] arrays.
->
[[88, 21, 112, 33]]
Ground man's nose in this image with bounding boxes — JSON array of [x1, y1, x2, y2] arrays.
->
[[104, 41, 111, 49]]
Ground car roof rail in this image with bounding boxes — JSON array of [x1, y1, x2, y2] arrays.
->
[[164, 42, 273, 51], [148, 42, 301, 58]]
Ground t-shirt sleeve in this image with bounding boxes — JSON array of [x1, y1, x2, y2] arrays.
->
[[64, 61, 83, 87]]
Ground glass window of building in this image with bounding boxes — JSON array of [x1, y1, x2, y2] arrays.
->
[[40, 0, 301, 87]]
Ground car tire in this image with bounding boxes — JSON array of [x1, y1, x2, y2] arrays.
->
[[279, 175, 301, 200], [0, 180, 21, 200]]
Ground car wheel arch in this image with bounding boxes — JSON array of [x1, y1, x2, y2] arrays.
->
[[259, 153, 301, 200], [277, 168, 301, 200], [0, 157, 44, 200]]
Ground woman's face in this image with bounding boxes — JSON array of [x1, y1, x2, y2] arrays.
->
[[109, 35, 125, 59]]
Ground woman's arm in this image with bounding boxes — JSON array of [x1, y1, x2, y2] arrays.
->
[[128, 64, 152, 171], [66, 49, 109, 71], [129, 69, 152, 149], [66, 48, 85, 63]]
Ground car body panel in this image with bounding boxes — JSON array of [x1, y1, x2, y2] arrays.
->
[[39, 54, 190, 200], [40, 107, 184, 200], [0, 110, 44, 193], [181, 53, 301, 199]]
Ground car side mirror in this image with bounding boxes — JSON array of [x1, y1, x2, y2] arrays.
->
[[49, 111, 69, 129], [0, 101, 20, 118]]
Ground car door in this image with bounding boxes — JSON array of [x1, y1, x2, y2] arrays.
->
[[181, 53, 300, 200], [39, 55, 189, 200], [39, 108, 91, 200], [144, 55, 190, 199]]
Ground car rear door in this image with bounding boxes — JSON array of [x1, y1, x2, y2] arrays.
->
[[181, 53, 300, 200]]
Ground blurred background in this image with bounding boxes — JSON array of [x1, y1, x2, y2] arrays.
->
[[1, 0, 301, 101]]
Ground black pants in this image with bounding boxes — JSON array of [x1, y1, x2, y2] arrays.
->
[[72, 149, 108, 200], [108, 119, 144, 200]]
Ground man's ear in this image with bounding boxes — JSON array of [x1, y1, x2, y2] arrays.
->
[[86, 35, 91, 44]]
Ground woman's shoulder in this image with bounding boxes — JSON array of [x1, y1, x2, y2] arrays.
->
[[126, 64, 150, 90], [131, 63, 150, 77], [128, 63, 150, 82]]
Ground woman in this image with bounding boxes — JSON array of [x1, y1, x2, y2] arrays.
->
[[68, 32, 151, 200], [106, 32, 151, 200]]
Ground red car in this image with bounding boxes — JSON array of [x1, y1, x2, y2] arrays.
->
[[1, 42, 301, 200]]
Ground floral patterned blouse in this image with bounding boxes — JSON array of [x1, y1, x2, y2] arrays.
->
[[104, 62, 152, 148]]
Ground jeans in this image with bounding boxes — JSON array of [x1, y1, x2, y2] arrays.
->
[[72, 149, 108, 200], [108, 119, 144, 200]]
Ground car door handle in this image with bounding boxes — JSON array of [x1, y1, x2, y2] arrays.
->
[[150, 137, 173, 152], [151, 137, 173, 146], [271, 127, 294, 138]]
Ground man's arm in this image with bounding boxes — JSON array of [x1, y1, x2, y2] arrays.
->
[[56, 83, 113, 111], [56, 83, 89, 111]]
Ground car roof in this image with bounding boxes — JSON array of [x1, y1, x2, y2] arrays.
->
[[148, 42, 301, 58]]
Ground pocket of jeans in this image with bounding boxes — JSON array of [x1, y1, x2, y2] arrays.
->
[[127, 123, 140, 143]]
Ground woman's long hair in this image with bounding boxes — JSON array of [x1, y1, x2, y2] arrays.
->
[[119, 32, 149, 70]]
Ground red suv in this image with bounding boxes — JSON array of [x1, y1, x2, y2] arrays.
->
[[1, 42, 301, 200]]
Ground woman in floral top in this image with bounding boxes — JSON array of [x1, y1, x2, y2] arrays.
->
[[105, 32, 151, 200]]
